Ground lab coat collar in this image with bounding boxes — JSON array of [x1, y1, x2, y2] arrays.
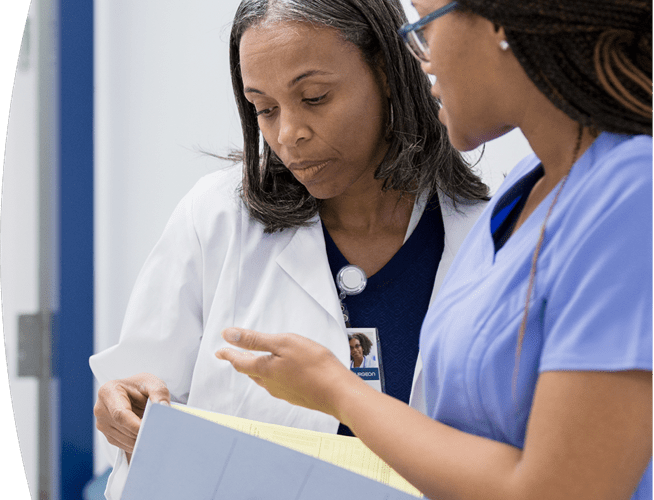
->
[[276, 216, 346, 330]]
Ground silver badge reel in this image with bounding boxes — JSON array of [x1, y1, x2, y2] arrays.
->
[[336, 265, 367, 327], [337, 265, 385, 393]]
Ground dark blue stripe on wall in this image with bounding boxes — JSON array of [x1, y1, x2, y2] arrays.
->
[[56, 0, 94, 498]]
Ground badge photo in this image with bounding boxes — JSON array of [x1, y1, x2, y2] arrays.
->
[[347, 328, 384, 393]]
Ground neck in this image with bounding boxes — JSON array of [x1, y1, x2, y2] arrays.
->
[[320, 181, 415, 236], [519, 92, 596, 191]]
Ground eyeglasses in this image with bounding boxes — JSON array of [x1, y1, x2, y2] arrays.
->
[[398, 1, 459, 63]]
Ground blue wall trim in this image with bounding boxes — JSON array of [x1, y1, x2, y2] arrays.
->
[[56, 0, 94, 498]]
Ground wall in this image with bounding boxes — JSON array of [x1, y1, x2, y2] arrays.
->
[[2, 7, 39, 496]]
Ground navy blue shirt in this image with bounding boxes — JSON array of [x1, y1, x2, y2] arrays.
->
[[323, 196, 444, 435]]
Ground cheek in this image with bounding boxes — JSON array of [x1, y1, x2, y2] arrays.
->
[[256, 119, 279, 150], [332, 99, 382, 144]]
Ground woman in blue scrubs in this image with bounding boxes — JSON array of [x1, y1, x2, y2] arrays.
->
[[216, 0, 653, 499]]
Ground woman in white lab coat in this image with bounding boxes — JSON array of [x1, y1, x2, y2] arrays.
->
[[90, 0, 488, 497]]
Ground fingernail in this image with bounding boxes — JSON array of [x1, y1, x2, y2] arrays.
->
[[222, 328, 241, 343], [159, 401, 170, 407]]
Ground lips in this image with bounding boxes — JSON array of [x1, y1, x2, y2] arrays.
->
[[287, 160, 330, 184]]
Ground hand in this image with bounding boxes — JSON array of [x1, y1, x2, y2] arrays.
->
[[215, 327, 359, 420], [94, 373, 171, 454]]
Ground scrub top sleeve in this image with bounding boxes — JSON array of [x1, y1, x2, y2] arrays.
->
[[540, 159, 652, 373], [89, 190, 205, 402]]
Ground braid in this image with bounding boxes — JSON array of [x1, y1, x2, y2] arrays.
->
[[458, 0, 652, 135]]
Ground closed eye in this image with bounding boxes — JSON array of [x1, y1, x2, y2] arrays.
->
[[255, 106, 276, 117], [303, 93, 328, 105]]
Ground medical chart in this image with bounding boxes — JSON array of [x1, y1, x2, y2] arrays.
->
[[176, 403, 422, 496], [121, 401, 423, 499]]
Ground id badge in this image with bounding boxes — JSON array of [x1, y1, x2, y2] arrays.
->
[[346, 327, 385, 393]]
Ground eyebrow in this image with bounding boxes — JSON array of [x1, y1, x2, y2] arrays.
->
[[244, 69, 333, 95]]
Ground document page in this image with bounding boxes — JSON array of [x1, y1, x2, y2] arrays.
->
[[121, 401, 424, 500], [174, 403, 422, 496]]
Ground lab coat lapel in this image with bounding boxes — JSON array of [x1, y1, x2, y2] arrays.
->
[[276, 218, 345, 328], [431, 192, 488, 305], [409, 194, 488, 414]]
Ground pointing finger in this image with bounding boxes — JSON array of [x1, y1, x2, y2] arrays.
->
[[215, 346, 262, 374], [221, 327, 289, 354]]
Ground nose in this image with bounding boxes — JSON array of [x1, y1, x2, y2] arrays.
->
[[277, 109, 310, 147]]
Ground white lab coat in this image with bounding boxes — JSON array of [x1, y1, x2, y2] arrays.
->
[[90, 164, 486, 499]]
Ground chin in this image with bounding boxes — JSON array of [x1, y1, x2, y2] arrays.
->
[[304, 181, 346, 201], [449, 135, 483, 152], [304, 185, 338, 201], [451, 128, 511, 153]]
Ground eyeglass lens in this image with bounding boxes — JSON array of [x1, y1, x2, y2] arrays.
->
[[407, 30, 430, 63]]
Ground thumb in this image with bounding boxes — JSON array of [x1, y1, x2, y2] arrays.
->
[[149, 389, 171, 407], [134, 373, 171, 406], [221, 327, 283, 353], [147, 384, 171, 406]]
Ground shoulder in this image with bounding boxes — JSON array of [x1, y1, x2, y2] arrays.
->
[[566, 133, 651, 222], [172, 165, 248, 228], [592, 133, 652, 196], [546, 133, 652, 284], [595, 132, 652, 164], [157, 164, 262, 246], [182, 164, 243, 211]]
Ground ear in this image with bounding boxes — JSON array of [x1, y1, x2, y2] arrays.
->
[[493, 24, 509, 49]]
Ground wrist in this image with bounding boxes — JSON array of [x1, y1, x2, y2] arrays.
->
[[330, 369, 374, 428]]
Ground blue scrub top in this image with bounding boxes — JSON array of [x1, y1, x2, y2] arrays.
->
[[421, 133, 652, 499]]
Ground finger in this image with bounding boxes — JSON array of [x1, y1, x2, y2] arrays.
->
[[103, 425, 137, 454], [221, 327, 290, 353], [110, 406, 144, 438], [216, 347, 272, 377], [95, 390, 140, 437], [215, 347, 256, 366], [95, 408, 138, 453]]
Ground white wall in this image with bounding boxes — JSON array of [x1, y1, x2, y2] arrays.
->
[[2, 5, 42, 497], [93, 0, 533, 473]]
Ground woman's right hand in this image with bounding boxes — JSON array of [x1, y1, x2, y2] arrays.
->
[[94, 373, 171, 454]]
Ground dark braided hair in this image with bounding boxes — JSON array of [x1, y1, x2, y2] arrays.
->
[[230, 0, 489, 233], [458, 0, 652, 135]]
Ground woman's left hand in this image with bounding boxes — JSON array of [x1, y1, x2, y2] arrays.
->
[[215, 327, 360, 420]]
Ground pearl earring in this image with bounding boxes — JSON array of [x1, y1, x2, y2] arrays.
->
[[499, 40, 510, 51]]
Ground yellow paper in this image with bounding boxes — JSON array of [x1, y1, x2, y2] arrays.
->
[[173, 403, 423, 498]]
